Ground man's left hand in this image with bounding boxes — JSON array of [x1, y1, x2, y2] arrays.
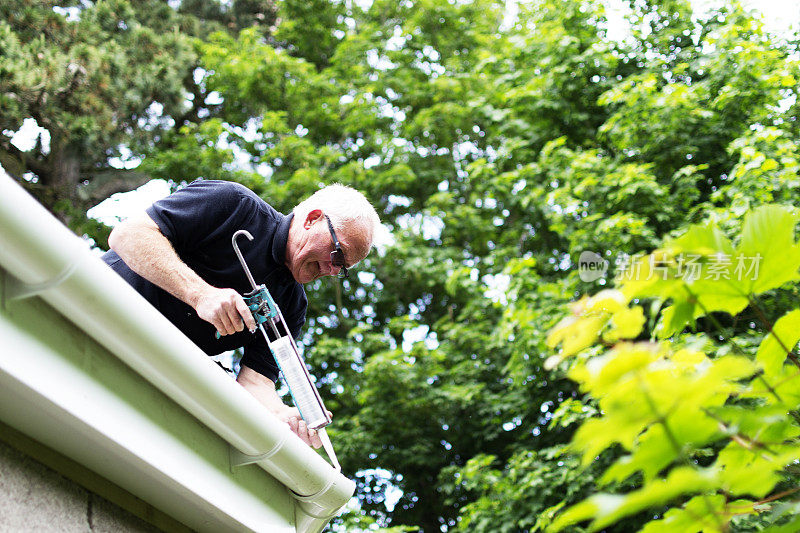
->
[[236, 365, 330, 449]]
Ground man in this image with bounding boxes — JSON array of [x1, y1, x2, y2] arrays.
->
[[104, 179, 380, 449]]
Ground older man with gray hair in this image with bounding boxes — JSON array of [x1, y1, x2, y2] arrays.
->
[[103, 179, 380, 448]]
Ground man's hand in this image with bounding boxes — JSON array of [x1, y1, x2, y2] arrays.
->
[[195, 287, 257, 336], [237, 365, 331, 449], [109, 214, 254, 337], [270, 404, 328, 449]]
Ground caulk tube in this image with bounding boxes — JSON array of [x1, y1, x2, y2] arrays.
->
[[262, 325, 341, 470], [267, 332, 329, 429]]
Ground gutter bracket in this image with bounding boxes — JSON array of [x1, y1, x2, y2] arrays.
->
[[3, 259, 82, 304], [229, 432, 288, 469]]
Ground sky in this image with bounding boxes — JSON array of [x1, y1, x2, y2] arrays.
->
[[723, 0, 799, 34]]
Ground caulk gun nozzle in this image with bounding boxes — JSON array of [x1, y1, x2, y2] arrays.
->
[[318, 428, 341, 472]]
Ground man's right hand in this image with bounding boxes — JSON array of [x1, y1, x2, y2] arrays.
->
[[109, 215, 257, 336], [195, 287, 257, 336]]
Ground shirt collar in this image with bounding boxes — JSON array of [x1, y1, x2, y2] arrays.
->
[[272, 212, 293, 265]]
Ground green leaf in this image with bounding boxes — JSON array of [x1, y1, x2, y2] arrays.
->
[[639, 494, 727, 533], [546, 314, 608, 359], [571, 416, 646, 466], [693, 289, 749, 316], [600, 424, 677, 485], [763, 516, 800, 533], [756, 309, 800, 378], [603, 306, 646, 342], [667, 223, 735, 256], [656, 300, 696, 338], [547, 495, 616, 533], [709, 404, 800, 445], [736, 205, 800, 295], [568, 343, 659, 397], [744, 364, 800, 408], [715, 442, 800, 498], [549, 467, 717, 532], [590, 467, 717, 531], [625, 222, 752, 316]]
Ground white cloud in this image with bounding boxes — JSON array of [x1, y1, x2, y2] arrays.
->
[[87, 179, 172, 226]]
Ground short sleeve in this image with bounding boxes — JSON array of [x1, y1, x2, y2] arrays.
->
[[146, 180, 252, 252]]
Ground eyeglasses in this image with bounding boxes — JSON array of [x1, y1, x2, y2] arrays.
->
[[325, 215, 349, 279]]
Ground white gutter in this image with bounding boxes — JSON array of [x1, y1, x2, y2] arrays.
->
[[0, 302, 297, 532], [0, 175, 355, 532]]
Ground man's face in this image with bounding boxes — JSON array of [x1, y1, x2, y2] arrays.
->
[[286, 210, 368, 284]]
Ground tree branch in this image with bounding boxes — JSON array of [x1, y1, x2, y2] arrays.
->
[[0, 140, 51, 180]]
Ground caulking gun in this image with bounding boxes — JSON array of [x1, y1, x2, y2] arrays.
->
[[228, 229, 340, 471]]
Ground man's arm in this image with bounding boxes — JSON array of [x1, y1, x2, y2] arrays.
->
[[237, 366, 324, 448], [108, 213, 256, 335]]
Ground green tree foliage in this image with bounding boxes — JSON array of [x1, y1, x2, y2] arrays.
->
[[0, 0, 276, 233], [5, 0, 800, 531], [547, 205, 800, 532]]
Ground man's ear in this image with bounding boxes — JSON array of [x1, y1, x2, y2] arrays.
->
[[303, 208, 324, 229]]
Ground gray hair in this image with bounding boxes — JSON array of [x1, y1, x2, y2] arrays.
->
[[293, 184, 381, 245]]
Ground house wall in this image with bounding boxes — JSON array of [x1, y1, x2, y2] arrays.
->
[[0, 436, 163, 532]]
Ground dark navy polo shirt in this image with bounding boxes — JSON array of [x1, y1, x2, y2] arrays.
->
[[102, 179, 307, 383]]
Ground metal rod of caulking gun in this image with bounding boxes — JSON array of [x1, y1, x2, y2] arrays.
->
[[233, 229, 279, 339], [232, 230, 258, 290]]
